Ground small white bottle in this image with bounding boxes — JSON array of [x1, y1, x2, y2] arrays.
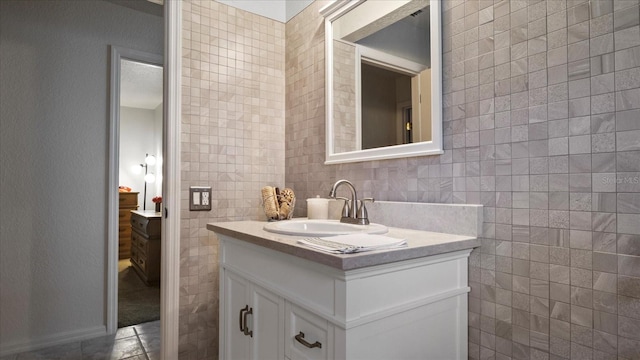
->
[[306, 196, 329, 220]]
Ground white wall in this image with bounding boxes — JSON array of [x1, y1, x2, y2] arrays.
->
[[119, 106, 162, 210], [152, 103, 163, 205], [0, 0, 163, 354]]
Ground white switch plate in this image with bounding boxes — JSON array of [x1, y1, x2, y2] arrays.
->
[[189, 186, 212, 211]]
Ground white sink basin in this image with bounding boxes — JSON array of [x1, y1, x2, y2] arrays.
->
[[263, 219, 388, 237]]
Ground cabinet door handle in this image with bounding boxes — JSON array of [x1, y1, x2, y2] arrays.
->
[[294, 332, 322, 349], [243, 307, 253, 337], [239, 305, 249, 333]]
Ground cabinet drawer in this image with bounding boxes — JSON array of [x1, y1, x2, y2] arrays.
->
[[119, 209, 133, 223], [131, 231, 140, 250], [119, 192, 138, 207], [119, 236, 131, 247], [130, 246, 147, 273], [131, 213, 160, 237], [119, 244, 131, 259], [285, 303, 330, 360], [131, 231, 149, 255], [130, 246, 138, 264], [136, 254, 147, 273], [119, 225, 131, 238]]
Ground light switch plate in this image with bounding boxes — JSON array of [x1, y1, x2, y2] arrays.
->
[[189, 186, 212, 211]]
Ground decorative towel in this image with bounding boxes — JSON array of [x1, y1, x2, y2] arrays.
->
[[298, 234, 407, 254]]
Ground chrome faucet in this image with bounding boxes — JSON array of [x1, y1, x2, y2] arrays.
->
[[328, 179, 373, 225]]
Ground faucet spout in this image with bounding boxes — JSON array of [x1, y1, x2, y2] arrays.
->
[[328, 179, 359, 224]]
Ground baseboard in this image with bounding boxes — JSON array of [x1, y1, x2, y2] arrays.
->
[[0, 325, 106, 357]]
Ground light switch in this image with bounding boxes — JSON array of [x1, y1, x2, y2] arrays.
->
[[189, 186, 212, 211]]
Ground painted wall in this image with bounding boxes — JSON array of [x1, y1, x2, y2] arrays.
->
[[153, 103, 163, 201], [286, 1, 640, 359], [0, 0, 163, 354], [119, 106, 163, 210]]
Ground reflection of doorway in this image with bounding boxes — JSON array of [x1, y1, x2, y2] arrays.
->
[[118, 58, 163, 328], [108, 47, 163, 332], [120, 59, 164, 212]]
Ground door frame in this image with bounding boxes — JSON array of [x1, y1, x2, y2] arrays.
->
[[161, 1, 181, 358], [107, 45, 163, 333], [108, 16, 181, 356]]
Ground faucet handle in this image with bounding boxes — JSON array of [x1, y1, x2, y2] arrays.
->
[[357, 198, 374, 225], [335, 196, 350, 218]]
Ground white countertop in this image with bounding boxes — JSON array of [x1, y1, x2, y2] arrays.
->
[[207, 220, 480, 271], [131, 210, 162, 218]]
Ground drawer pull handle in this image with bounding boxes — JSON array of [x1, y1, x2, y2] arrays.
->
[[243, 306, 253, 337], [239, 305, 253, 337], [239, 305, 248, 333], [295, 332, 322, 349]]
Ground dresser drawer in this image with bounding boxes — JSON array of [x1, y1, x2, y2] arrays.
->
[[119, 225, 131, 238], [119, 243, 131, 259], [130, 246, 138, 265], [136, 254, 147, 273], [119, 209, 134, 223], [131, 231, 149, 255], [119, 192, 138, 207], [131, 213, 160, 237], [130, 246, 147, 270], [285, 303, 330, 360], [119, 235, 131, 247]]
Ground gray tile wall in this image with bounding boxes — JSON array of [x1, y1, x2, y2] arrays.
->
[[286, 0, 640, 359], [181, 1, 285, 358]]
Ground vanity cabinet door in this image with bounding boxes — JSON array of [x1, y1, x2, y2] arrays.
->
[[222, 271, 250, 360], [251, 285, 285, 360], [221, 269, 284, 360]]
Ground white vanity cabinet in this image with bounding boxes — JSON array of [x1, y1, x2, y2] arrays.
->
[[223, 270, 284, 359], [218, 233, 472, 360]]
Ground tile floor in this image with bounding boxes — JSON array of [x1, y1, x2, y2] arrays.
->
[[1, 320, 160, 360]]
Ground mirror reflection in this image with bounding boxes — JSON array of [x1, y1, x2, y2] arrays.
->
[[357, 4, 431, 149], [325, 0, 443, 163]]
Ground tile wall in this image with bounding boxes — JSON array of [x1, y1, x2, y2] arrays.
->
[[286, 0, 640, 359], [180, 1, 285, 358], [333, 40, 358, 153]]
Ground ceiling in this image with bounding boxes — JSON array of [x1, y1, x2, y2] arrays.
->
[[217, 0, 314, 22], [120, 59, 163, 110]]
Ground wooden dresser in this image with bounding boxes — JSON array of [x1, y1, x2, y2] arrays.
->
[[118, 192, 139, 259], [130, 210, 161, 285]]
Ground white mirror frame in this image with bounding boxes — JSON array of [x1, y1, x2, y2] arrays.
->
[[322, 0, 443, 164]]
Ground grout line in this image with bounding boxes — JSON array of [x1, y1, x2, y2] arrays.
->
[[133, 327, 150, 360]]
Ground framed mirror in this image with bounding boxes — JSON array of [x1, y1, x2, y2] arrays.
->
[[321, 0, 443, 164]]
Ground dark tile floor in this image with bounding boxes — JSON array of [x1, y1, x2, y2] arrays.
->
[[1, 320, 160, 360]]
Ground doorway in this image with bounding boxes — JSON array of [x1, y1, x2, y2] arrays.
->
[[108, 46, 163, 333], [118, 58, 163, 328]]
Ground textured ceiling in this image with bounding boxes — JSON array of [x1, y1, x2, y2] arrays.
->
[[120, 59, 163, 109]]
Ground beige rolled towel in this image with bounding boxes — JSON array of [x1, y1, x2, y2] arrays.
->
[[261, 186, 280, 220]]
